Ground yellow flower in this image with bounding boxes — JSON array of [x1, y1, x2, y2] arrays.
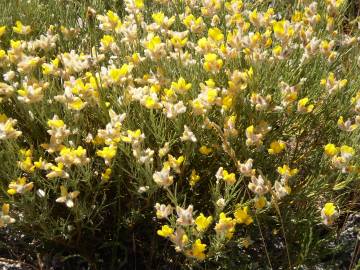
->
[[69, 98, 86, 111], [208, 27, 224, 42], [189, 170, 200, 187], [145, 35, 162, 51], [228, 68, 253, 93], [254, 196, 267, 210], [182, 14, 205, 33], [245, 125, 263, 147], [320, 40, 332, 55], [100, 34, 114, 48], [203, 53, 223, 73], [234, 206, 253, 225], [10, 39, 21, 50], [324, 144, 338, 156], [197, 37, 212, 52], [7, 189, 16, 196], [249, 9, 259, 26], [223, 170, 236, 185], [268, 140, 286, 155], [157, 225, 174, 238], [168, 155, 184, 173], [101, 168, 112, 181], [321, 72, 348, 94], [195, 213, 213, 232], [19, 148, 32, 158], [323, 203, 336, 216], [337, 116, 358, 132], [277, 164, 298, 178], [170, 35, 188, 48], [34, 157, 48, 170], [47, 118, 64, 128], [297, 97, 314, 113], [206, 88, 218, 103], [128, 52, 143, 65], [97, 10, 122, 31], [56, 146, 90, 167], [214, 212, 236, 239], [221, 95, 233, 110], [241, 236, 254, 248], [109, 64, 132, 83], [199, 145, 213, 155], [171, 77, 192, 94], [272, 45, 283, 58], [0, 26, 6, 38], [96, 145, 117, 165], [0, 49, 6, 60], [144, 96, 159, 109], [2, 204, 9, 215], [153, 164, 174, 187], [152, 12, 164, 25], [190, 239, 206, 260], [216, 167, 236, 185], [0, 203, 16, 227], [321, 202, 338, 225], [169, 228, 188, 252], [273, 20, 294, 41], [135, 0, 144, 9], [13, 21, 31, 35], [340, 145, 355, 156], [20, 156, 34, 169], [106, 10, 121, 25], [0, 114, 22, 140], [7, 177, 33, 195], [273, 21, 285, 38], [46, 162, 69, 179], [121, 129, 142, 143], [291, 11, 303, 22]]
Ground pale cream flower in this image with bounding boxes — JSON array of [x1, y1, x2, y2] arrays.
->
[[176, 205, 194, 225]]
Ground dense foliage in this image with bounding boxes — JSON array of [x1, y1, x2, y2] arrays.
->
[[0, 0, 359, 269]]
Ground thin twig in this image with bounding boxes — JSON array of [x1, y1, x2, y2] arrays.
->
[[349, 237, 359, 270], [272, 195, 292, 269], [208, 119, 274, 269]]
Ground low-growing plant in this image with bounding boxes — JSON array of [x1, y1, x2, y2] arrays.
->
[[0, 0, 359, 269]]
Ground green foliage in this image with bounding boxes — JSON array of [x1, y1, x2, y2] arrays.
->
[[0, 0, 359, 269]]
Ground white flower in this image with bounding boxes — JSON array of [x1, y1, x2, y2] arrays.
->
[[238, 159, 255, 177], [159, 142, 170, 158], [274, 181, 290, 199], [162, 101, 187, 119], [169, 228, 188, 252], [36, 189, 46, 198], [55, 186, 80, 208], [138, 186, 149, 193], [176, 205, 194, 225], [0, 115, 22, 140], [215, 167, 223, 181], [216, 198, 226, 209], [180, 125, 197, 142], [3, 71, 15, 81], [138, 148, 154, 164], [153, 166, 173, 187], [248, 175, 270, 196], [154, 203, 173, 219]]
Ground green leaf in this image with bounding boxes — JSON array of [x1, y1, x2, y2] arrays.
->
[[333, 180, 350, 190]]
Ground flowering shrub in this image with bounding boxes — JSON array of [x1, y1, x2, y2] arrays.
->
[[0, 0, 359, 268]]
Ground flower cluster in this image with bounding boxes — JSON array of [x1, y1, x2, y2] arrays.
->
[[0, 0, 358, 266]]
